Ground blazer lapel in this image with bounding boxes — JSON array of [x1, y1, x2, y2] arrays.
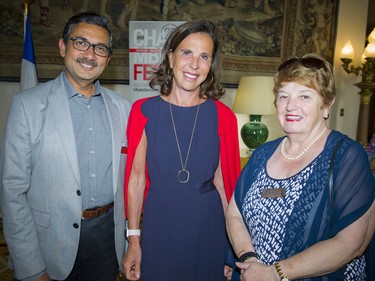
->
[[48, 76, 81, 187], [102, 92, 122, 195]]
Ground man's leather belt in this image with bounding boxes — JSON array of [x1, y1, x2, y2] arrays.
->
[[82, 202, 114, 219]]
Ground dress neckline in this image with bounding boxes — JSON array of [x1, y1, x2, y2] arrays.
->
[[158, 95, 209, 108]]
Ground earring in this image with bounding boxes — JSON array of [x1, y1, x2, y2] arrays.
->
[[324, 113, 329, 119]]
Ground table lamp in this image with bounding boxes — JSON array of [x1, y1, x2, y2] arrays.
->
[[232, 76, 276, 153]]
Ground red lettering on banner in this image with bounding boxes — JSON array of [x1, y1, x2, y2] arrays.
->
[[133, 64, 159, 80]]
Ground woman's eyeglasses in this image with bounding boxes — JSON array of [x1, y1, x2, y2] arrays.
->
[[278, 57, 327, 71]]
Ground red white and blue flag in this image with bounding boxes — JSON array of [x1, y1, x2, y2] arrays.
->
[[20, 7, 38, 90]]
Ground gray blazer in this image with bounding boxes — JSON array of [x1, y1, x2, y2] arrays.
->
[[1, 73, 131, 280]]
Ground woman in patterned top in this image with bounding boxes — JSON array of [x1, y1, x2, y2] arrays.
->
[[226, 54, 375, 281]]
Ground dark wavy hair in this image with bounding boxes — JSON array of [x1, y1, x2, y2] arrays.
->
[[149, 20, 225, 100], [62, 12, 113, 56]]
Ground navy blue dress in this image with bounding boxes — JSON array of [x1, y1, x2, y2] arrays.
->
[[140, 97, 227, 281]]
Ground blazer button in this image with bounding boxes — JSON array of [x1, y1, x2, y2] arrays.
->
[[73, 223, 79, 229], [76, 190, 81, 196]]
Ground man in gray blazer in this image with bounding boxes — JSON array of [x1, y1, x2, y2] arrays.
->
[[1, 12, 130, 281]]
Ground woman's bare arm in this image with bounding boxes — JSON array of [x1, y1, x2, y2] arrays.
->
[[123, 131, 147, 280]]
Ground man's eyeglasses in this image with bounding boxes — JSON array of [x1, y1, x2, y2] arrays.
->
[[68, 37, 111, 57], [278, 57, 327, 72]]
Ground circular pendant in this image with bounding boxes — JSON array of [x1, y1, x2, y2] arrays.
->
[[177, 169, 190, 183]]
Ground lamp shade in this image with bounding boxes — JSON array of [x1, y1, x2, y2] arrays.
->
[[364, 42, 375, 58], [340, 40, 355, 59], [368, 27, 375, 43], [232, 76, 275, 116]]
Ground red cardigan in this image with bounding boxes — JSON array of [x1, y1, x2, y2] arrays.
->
[[124, 97, 241, 217]]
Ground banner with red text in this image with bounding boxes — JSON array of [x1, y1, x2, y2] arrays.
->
[[129, 21, 184, 103]]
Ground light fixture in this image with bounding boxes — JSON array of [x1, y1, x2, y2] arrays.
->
[[340, 27, 375, 146], [232, 76, 275, 153]]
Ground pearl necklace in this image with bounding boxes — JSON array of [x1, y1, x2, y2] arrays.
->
[[281, 127, 327, 161]]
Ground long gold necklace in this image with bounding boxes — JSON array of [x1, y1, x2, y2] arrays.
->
[[281, 127, 326, 161], [169, 102, 200, 183]]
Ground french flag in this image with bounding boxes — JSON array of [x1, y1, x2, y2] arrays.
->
[[20, 10, 38, 90]]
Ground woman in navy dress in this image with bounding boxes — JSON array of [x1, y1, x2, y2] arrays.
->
[[123, 20, 240, 281], [226, 54, 375, 281]]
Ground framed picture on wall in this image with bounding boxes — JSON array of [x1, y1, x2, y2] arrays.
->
[[0, 0, 338, 86]]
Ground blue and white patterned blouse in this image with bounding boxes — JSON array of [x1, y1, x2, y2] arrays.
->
[[233, 130, 375, 281]]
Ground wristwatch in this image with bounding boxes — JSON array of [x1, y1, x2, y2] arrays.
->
[[125, 229, 141, 238], [274, 262, 290, 281]]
